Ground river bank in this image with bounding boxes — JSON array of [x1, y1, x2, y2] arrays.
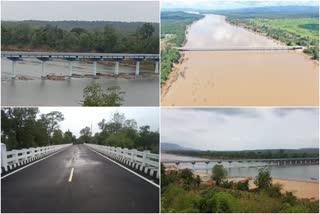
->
[[161, 14, 319, 106]]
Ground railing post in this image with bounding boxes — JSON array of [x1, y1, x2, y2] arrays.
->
[[142, 150, 150, 167], [1, 143, 8, 171], [131, 149, 137, 165]]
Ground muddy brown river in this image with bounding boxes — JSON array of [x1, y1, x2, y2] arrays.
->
[[161, 14, 319, 106]]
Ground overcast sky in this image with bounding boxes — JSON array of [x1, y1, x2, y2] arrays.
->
[[38, 107, 159, 137], [161, 108, 319, 151], [162, 0, 318, 10], [2, 1, 159, 22]]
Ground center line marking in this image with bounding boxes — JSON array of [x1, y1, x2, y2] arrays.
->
[[68, 168, 74, 182]]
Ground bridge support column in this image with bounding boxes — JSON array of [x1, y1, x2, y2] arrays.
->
[[191, 162, 195, 171], [114, 61, 120, 75], [12, 60, 17, 79], [135, 61, 140, 76], [68, 61, 73, 77], [154, 61, 159, 74], [41, 61, 46, 78], [93, 61, 97, 76]]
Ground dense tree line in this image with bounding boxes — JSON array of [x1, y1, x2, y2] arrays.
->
[[76, 113, 159, 153], [1, 22, 159, 53], [1, 109, 159, 153], [1, 108, 75, 150], [167, 149, 319, 159], [161, 164, 319, 213], [226, 17, 319, 60]]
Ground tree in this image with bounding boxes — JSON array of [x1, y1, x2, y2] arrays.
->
[[63, 130, 73, 144], [79, 126, 92, 143], [211, 164, 227, 186], [52, 129, 63, 145], [254, 167, 272, 190], [41, 111, 64, 138], [137, 23, 155, 39], [83, 83, 125, 106], [105, 132, 134, 148], [1, 108, 39, 149]]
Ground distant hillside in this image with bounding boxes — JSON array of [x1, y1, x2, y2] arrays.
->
[[161, 143, 195, 151]]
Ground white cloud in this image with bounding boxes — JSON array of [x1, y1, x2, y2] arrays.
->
[[161, 108, 319, 150], [161, 0, 318, 10]]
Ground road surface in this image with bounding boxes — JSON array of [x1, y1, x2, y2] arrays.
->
[[1, 145, 159, 213]]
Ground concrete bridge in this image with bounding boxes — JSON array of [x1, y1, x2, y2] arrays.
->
[[1, 143, 159, 212], [1, 51, 159, 79], [176, 46, 303, 52], [162, 157, 319, 171]]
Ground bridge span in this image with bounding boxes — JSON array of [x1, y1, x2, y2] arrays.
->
[[162, 157, 319, 171], [1, 51, 159, 79], [176, 46, 303, 52]]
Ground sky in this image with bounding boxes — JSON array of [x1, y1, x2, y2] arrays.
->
[[1, 1, 159, 22], [161, 0, 318, 10], [38, 107, 159, 137], [161, 108, 319, 151]]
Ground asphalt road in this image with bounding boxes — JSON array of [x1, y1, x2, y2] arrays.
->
[[1, 145, 159, 213]]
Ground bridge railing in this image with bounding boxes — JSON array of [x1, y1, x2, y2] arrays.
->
[[1, 143, 71, 174], [84, 143, 159, 179]]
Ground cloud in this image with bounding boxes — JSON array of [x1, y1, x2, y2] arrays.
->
[[161, 0, 318, 10], [161, 108, 319, 151]]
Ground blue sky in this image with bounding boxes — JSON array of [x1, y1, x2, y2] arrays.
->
[[161, 0, 318, 10]]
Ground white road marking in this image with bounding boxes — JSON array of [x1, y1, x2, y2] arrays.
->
[[86, 147, 160, 189], [68, 168, 74, 182], [1, 146, 71, 180]]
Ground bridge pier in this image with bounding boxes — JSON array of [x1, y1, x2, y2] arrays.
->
[[114, 61, 120, 75], [93, 61, 97, 76], [36, 57, 50, 79], [7, 57, 22, 79], [12, 61, 16, 79], [191, 162, 195, 171], [135, 61, 140, 76], [154, 61, 159, 74], [68, 61, 73, 77]]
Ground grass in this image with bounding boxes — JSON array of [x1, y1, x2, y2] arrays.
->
[[250, 18, 319, 41]]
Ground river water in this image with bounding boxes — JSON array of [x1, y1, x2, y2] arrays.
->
[[161, 14, 319, 106], [162, 153, 319, 181], [1, 58, 159, 106]]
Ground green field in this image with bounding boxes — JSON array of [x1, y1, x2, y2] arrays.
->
[[250, 18, 319, 42]]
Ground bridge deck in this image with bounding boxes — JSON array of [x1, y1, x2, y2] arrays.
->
[[162, 157, 319, 164], [177, 46, 303, 52], [1, 145, 159, 213], [1, 51, 159, 60]]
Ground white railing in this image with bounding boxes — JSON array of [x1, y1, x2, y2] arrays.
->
[[1, 143, 71, 174], [85, 143, 159, 179]]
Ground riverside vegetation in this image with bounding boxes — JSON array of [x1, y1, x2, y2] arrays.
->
[[1, 108, 159, 153], [1, 21, 159, 54], [161, 164, 319, 213], [215, 6, 319, 59], [160, 12, 204, 84]]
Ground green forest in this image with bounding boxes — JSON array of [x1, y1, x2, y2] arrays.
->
[[1, 21, 159, 53], [1, 108, 159, 153], [215, 7, 319, 60], [160, 12, 204, 84], [166, 149, 319, 159], [161, 165, 319, 213]]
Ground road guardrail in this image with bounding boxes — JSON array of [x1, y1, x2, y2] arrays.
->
[[85, 143, 159, 179]]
